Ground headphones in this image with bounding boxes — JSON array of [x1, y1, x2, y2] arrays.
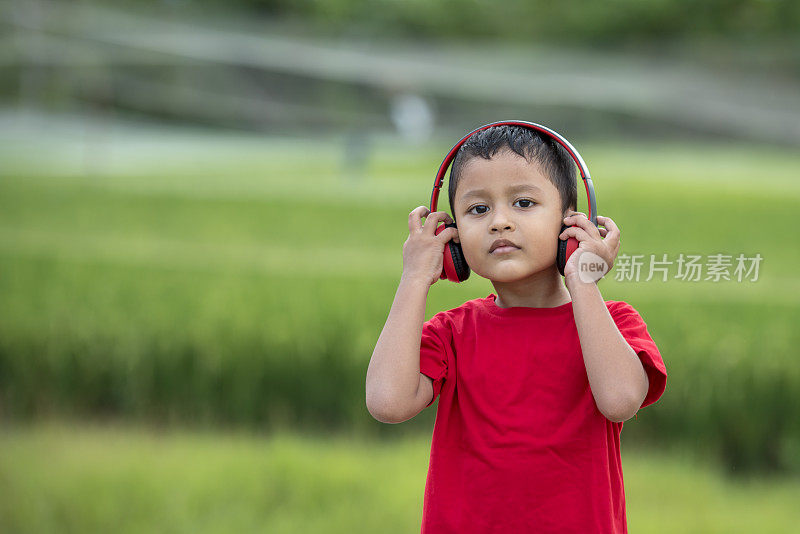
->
[[430, 120, 598, 282]]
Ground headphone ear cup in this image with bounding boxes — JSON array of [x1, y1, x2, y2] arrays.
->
[[447, 239, 470, 282], [556, 223, 580, 276], [436, 222, 470, 282]]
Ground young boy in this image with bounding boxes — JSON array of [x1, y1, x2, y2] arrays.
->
[[365, 125, 667, 533]]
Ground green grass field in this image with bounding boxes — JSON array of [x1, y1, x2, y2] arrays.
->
[[0, 421, 798, 533], [1, 127, 799, 529]]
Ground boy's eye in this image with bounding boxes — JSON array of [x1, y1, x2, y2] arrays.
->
[[467, 205, 489, 215], [466, 199, 536, 215]]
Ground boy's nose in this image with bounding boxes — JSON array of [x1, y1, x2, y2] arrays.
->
[[489, 215, 515, 232], [491, 223, 512, 231]]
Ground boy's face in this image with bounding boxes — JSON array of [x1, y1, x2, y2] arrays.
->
[[452, 149, 567, 283]]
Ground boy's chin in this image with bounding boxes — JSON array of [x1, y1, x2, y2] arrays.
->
[[476, 263, 552, 283]]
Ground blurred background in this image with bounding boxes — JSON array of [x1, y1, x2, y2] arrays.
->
[[1, 0, 799, 532]]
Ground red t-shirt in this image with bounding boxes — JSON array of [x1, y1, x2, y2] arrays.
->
[[418, 293, 667, 533]]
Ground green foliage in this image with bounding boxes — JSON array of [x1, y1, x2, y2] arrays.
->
[[1, 423, 800, 533], [194, 0, 800, 44], [0, 134, 799, 476]]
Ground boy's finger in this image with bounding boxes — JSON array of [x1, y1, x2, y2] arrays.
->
[[563, 213, 601, 240], [597, 216, 620, 244], [408, 206, 430, 233], [436, 226, 458, 243], [428, 210, 454, 225], [565, 211, 587, 221], [597, 215, 618, 232], [423, 211, 452, 235], [559, 225, 592, 243]]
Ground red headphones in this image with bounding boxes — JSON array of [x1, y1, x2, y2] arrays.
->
[[430, 120, 598, 282]]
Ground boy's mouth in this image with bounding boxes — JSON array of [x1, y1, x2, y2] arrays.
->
[[489, 239, 520, 253]]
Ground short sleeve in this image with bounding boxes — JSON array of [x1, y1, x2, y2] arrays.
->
[[419, 314, 454, 408], [608, 301, 667, 409]]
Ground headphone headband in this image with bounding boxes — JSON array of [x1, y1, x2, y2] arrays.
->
[[429, 120, 597, 225]]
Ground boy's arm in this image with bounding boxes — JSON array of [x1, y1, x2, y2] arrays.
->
[[560, 212, 647, 422], [365, 274, 433, 423], [365, 206, 457, 424], [568, 281, 649, 422]]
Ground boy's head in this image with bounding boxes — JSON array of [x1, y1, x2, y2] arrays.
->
[[447, 125, 578, 282]]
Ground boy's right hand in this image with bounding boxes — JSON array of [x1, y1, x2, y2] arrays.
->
[[402, 206, 459, 287]]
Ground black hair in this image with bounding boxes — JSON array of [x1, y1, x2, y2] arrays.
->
[[447, 125, 577, 222]]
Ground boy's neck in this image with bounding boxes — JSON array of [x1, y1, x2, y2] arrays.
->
[[491, 266, 572, 309]]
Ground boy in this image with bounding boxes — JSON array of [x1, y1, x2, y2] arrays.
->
[[365, 125, 667, 533]]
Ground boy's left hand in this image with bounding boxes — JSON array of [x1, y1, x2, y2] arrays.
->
[[559, 212, 621, 285]]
